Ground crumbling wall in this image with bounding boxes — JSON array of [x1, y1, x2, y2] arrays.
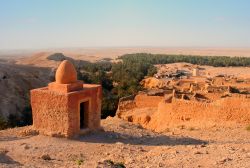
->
[[116, 94, 161, 127], [140, 77, 166, 89], [116, 95, 136, 118], [147, 96, 250, 131], [134, 94, 163, 108]]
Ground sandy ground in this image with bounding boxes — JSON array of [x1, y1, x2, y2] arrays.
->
[[0, 117, 249, 168]]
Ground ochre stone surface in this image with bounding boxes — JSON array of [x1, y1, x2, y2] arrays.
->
[[55, 60, 77, 84], [118, 63, 250, 131], [134, 94, 163, 108], [117, 93, 250, 131], [30, 61, 102, 138], [140, 77, 165, 89], [48, 81, 83, 93], [148, 95, 250, 131]]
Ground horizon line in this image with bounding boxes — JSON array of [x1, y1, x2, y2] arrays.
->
[[1, 46, 250, 52]]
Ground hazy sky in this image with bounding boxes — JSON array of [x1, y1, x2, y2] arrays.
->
[[0, 0, 250, 50]]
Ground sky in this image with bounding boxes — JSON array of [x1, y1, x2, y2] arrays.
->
[[0, 0, 250, 50]]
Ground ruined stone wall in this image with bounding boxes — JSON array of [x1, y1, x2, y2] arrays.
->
[[148, 96, 250, 131], [117, 90, 250, 132], [134, 94, 163, 108], [140, 77, 165, 89], [116, 95, 136, 118], [116, 94, 161, 126]]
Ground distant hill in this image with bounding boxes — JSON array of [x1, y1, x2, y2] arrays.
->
[[15, 51, 104, 68], [46, 53, 74, 62]]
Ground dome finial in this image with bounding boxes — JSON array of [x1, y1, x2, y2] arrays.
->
[[55, 60, 77, 84]]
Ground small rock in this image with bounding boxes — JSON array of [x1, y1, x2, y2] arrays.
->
[[139, 148, 147, 152], [24, 144, 30, 150], [200, 144, 207, 148], [218, 157, 232, 164], [241, 148, 246, 152], [116, 142, 124, 145], [41, 154, 52, 160], [0, 148, 8, 154], [194, 151, 202, 154], [121, 146, 127, 150], [159, 163, 164, 167], [229, 147, 236, 151]]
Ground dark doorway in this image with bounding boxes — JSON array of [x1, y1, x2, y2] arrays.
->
[[80, 101, 89, 129]]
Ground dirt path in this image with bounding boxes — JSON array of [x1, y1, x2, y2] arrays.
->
[[0, 117, 249, 168]]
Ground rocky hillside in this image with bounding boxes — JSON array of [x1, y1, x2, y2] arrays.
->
[[0, 62, 51, 124]]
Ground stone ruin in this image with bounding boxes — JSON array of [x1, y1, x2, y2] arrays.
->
[[118, 71, 250, 131], [30, 60, 102, 138], [192, 68, 199, 77]]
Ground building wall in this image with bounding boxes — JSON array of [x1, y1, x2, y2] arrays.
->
[[67, 85, 102, 136], [31, 88, 70, 137]]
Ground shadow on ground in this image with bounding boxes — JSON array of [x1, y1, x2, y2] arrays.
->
[[0, 135, 34, 142], [0, 136, 23, 142], [78, 130, 208, 146], [0, 152, 21, 166]]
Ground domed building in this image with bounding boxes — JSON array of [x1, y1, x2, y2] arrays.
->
[[30, 60, 102, 138]]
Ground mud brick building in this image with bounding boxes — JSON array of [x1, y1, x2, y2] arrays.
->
[[31, 60, 102, 137]]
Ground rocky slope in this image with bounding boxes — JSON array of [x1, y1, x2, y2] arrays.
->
[[0, 63, 51, 121]]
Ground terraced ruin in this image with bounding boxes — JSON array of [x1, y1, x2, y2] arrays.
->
[[117, 63, 250, 131]]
